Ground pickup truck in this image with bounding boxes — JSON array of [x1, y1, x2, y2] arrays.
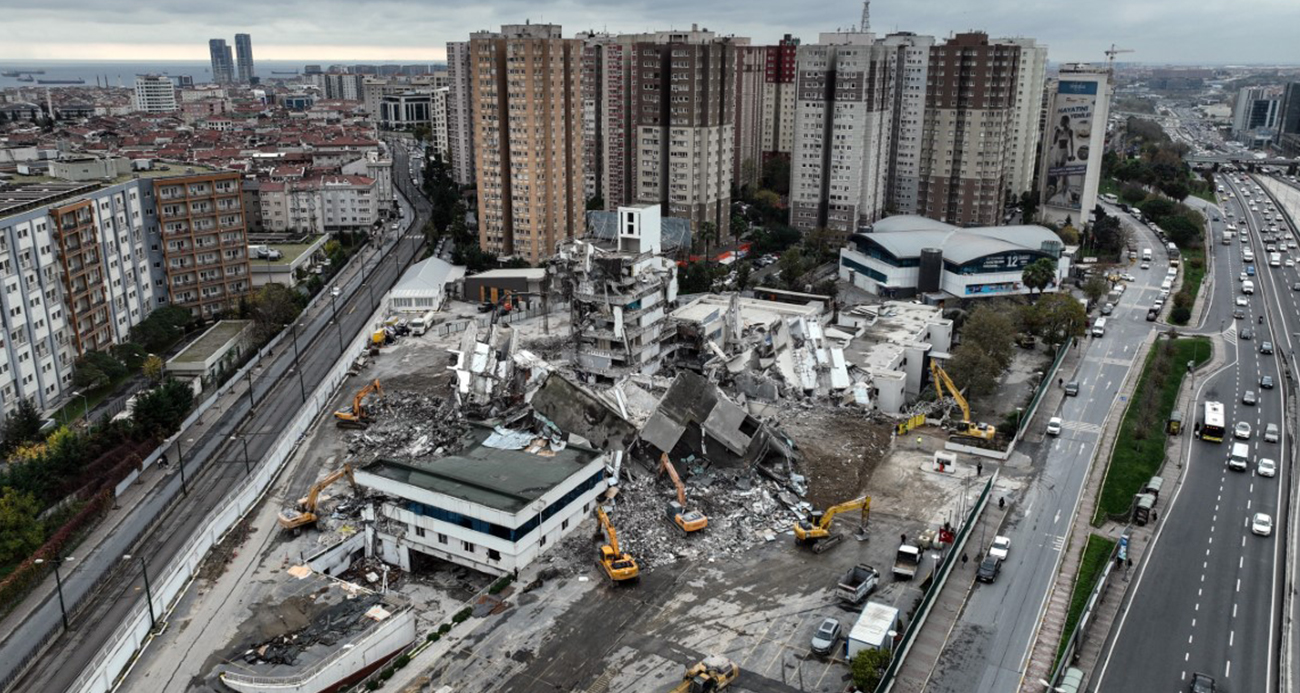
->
[[892, 543, 921, 580], [836, 564, 880, 604]]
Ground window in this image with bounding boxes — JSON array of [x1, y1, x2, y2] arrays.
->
[[561, 519, 569, 531], [462, 540, 475, 553], [437, 533, 447, 544], [487, 548, 501, 561], [415, 526, 426, 538]]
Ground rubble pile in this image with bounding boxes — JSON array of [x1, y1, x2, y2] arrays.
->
[[237, 593, 384, 667], [606, 466, 805, 569], [345, 393, 467, 459]]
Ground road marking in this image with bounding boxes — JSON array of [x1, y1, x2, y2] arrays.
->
[[1240, 556, 1245, 568], [1237, 579, 1242, 592], [1230, 630, 1235, 646], [1234, 603, 1238, 618], [1226, 660, 1232, 678], [1053, 510, 1061, 524]]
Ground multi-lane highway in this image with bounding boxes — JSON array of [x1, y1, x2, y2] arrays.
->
[[1096, 173, 1292, 692], [929, 214, 1171, 692], [0, 141, 432, 692]]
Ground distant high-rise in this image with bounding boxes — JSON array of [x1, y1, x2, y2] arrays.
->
[[1038, 65, 1111, 226], [134, 75, 177, 112], [208, 39, 235, 84], [1276, 83, 1300, 156], [469, 24, 585, 264], [444, 41, 476, 187], [235, 33, 255, 83]]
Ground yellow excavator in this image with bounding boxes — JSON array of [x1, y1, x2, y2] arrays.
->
[[335, 379, 383, 429], [669, 656, 739, 693], [278, 464, 359, 531], [595, 506, 639, 583], [929, 361, 997, 443], [794, 496, 870, 553], [660, 454, 708, 533]]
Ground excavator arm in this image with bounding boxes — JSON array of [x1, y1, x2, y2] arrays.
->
[[819, 496, 870, 530], [659, 453, 687, 507], [929, 361, 972, 423], [596, 506, 621, 556], [279, 464, 357, 530]]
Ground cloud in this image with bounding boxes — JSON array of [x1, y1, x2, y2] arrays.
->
[[0, 0, 1296, 63]]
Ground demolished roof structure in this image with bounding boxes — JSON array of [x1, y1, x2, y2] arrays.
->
[[639, 370, 790, 468]]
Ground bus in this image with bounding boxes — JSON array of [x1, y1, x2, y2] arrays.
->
[[1201, 401, 1226, 442]]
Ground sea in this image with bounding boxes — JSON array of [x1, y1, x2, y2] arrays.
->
[[0, 59, 442, 89]]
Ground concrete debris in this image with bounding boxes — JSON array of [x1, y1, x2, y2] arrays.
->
[[344, 393, 467, 460], [237, 593, 385, 667]]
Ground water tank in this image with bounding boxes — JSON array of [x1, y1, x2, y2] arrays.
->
[[918, 248, 943, 293]]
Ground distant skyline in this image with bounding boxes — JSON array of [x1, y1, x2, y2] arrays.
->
[[1, 1, 1298, 65]]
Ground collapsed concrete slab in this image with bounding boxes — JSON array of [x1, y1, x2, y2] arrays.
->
[[530, 373, 640, 452], [639, 370, 790, 468]]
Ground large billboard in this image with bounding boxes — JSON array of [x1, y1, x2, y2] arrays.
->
[[1043, 80, 1099, 212]]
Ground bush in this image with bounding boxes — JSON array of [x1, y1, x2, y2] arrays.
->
[[394, 654, 410, 668], [452, 607, 472, 624], [438, 623, 451, 635], [365, 680, 380, 691], [1170, 306, 1191, 323], [488, 575, 514, 594], [379, 668, 394, 681], [427, 632, 441, 643]]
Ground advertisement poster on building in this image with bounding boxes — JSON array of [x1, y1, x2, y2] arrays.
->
[[1043, 80, 1098, 211]]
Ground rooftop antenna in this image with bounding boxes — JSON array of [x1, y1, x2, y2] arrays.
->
[[861, 0, 871, 32]]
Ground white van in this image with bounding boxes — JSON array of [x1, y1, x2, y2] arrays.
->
[[1223, 231, 1235, 245], [409, 310, 436, 336], [1092, 317, 1107, 337], [1271, 252, 1282, 268], [1243, 280, 1255, 295], [1141, 248, 1153, 262], [1244, 249, 1255, 263], [1228, 442, 1250, 471]]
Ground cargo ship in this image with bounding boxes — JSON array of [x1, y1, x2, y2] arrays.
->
[[2, 70, 43, 76], [37, 78, 85, 85]]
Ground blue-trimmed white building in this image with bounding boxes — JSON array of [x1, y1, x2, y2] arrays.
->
[[838, 215, 1067, 299], [357, 423, 608, 577]]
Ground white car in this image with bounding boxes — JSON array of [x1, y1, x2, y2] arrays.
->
[[1236, 296, 1249, 307], [1252, 512, 1273, 536], [1240, 272, 1248, 282], [1046, 417, 1063, 436], [989, 536, 1011, 561], [1287, 259, 1295, 268], [1258, 458, 1277, 478], [1235, 421, 1253, 440]]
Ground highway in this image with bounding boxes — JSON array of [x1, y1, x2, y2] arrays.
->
[[1095, 173, 1291, 692], [0, 140, 432, 692], [928, 213, 1170, 692]]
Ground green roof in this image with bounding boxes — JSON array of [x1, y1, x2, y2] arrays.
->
[[170, 320, 251, 364], [252, 241, 320, 267], [362, 425, 601, 513]]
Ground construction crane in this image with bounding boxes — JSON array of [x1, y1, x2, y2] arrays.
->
[[669, 656, 740, 693], [595, 506, 639, 583], [278, 464, 359, 531], [659, 453, 708, 533], [929, 361, 997, 443], [794, 496, 870, 553], [1105, 44, 1135, 75], [334, 379, 383, 429]]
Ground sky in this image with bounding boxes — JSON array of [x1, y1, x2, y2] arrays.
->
[[1, 0, 1298, 65]]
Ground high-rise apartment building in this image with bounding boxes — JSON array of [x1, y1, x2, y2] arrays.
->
[[880, 32, 935, 215], [208, 39, 235, 84], [430, 87, 451, 162], [629, 27, 740, 240], [1232, 86, 1280, 144], [575, 32, 634, 210], [998, 37, 1049, 199], [734, 35, 800, 189], [1276, 83, 1300, 156], [444, 41, 477, 186], [1038, 65, 1110, 226], [469, 24, 585, 265], [235, 33, 255, 83], [133, 75, 177, 113], [788, 31, 897, 234], [917, 32, 1022, 227], [153, 172, 253, 317]]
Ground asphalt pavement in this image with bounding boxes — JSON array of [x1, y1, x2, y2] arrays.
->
[[1095, 173, 1291, 692], [927, 216, 1171, 692], [0, 140, 433, 692]]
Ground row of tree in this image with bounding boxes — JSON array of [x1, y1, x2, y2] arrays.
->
[[947, 295, 1088, 398]]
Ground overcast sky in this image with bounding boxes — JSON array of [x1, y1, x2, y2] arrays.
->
[[1, 0, 1297, 65]]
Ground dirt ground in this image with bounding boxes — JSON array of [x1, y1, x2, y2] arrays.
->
[[780, 407, 893, 512]]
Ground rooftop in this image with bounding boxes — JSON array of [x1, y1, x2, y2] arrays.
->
[[170, 320, 251, 364], [671, 294, 823, 329], [856, 215, 1061, 264], [358, 424, 601, 513], [251, 241, 321, 267], [467, 268, 546, 281], [0, 182, 100, 216]]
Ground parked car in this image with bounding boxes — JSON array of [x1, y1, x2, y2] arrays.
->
[[810, 617, 841, 656], [1046, 417, 1063, 436], [989, 536, 1011, 561], [976, 556, 1002, 583]]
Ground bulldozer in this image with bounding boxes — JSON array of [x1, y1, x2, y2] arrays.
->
[[794, 495, 870, 553], [660, 453, 708, 533], [278, 464, 359, 531], [669, 656, 739, 693], [595, 506, 639, 583], [929, 361, 997, 443], [334, 379, 383, 429]]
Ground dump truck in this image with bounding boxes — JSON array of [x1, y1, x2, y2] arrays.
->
[[836, 564, 880, 605], [892, 543, 921, 580]]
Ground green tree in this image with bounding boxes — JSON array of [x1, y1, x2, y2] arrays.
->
[[1083, 275, 1110, 305], [947, 343, 1002, 397], [0, 398, 45, 456], [1019, 190, 1039, 225], [128, 305, 193, 354], [72, 361, 108, 391], [0, 488, 43, 568], [132, 378, 195, 439], [1056, 225, 1080, 245], [1021, 258, 1057, 294], [753, 189, 780, 212], [1162, 214, 1201, 249], [142, 354, 165, 382], [585, 195, 605, 211], [677, 261, 715, 294], [1120, 185, 1148, 206], [249, 283, 303, 341], [1140, 197, 1176, 224], [734, 262, 752, 291], [962, 304, 1016, 371], [777, 248, 807, 291], [761, 156, 791, 196], [850, 648, 893, 691], [1029, 292, 1088, 345]]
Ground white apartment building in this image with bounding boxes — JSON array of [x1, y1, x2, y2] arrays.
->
[[789, 31, 897, 234], [444, 41, 476, 187], [134, 75, 177, 113], [998, 37, 1049, 199], [429, 86, 450, 162], [880, 32, 933, 215]]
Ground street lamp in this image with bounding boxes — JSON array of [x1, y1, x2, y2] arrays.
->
[[69, 390, 90, 425], [229, 433, 252, 476], [123, 554, 156, 632], [34, 555, 74, 630]]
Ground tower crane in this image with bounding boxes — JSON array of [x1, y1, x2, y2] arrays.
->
[[1105, 44, 1135, 74]]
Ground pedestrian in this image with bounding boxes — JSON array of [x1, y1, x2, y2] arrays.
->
[[999, 496, 1005, 510], [977, 461, 983, 476], [961, 553, 969, 568], [1058, 377, 1063, 388], [901, 533, 907, 545]]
